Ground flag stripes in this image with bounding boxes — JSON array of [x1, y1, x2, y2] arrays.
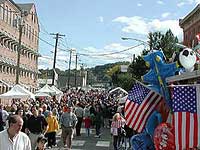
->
[[125, 89, 162, 133]]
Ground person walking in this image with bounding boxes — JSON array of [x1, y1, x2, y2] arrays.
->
[[26, 107, 48, 150], [60, 106, 77, 149], [94, 106, 103, 138], [45, 111, 59, 148], [0, 115, 31, 150], [83, 114, 91, 136], [111, 113, 126, 150], [74, 103, 84, 136], [0, 104, 9, 131]]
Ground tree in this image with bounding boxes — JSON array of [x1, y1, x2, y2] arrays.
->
[[128, 56, 148, 81], [148, 29, 179, 59]]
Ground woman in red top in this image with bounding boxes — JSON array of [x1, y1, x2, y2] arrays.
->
[[83, 115, 91, 136]]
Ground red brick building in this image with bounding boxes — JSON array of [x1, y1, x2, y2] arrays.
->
[[0, 0, 39, 93], [179, 4, 200, 48]]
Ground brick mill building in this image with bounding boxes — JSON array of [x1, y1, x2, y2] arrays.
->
[[0, 0, 39, 93], [179, 4, 200, 48]]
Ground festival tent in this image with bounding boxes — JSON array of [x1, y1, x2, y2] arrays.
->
[[16, 84, 35, 100], [36, 84, 56, 95], [109, 87, 128, 95], [0, 84, 30, 99], [51, 85, 63, 102], [35, 92, 51, 98], [51, 85, 63, 95]]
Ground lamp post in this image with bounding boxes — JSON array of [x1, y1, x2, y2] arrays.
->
[[121, 37, 148, 46]]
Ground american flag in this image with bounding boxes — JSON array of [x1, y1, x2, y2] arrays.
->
[[124, 82, 163, 133], [172, 85, 200, 150]]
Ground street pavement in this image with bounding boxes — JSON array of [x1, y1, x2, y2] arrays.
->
[[49, 127, 115, 150]]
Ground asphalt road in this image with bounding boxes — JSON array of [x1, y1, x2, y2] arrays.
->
[[48, 127, 116, 150]]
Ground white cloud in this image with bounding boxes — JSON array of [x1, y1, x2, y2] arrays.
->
[[177, 2, 186, 7], [112, 16, 183, 41], [161, 12, 171, 18], [99, 16, 104, 23], [157, 0, 164, 4], [137, 3, 142, 7], [177, 0, 200, 7], [113, 16, 148, 35]]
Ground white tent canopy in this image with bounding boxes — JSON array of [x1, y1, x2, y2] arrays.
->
[[51, 85, 63, 95], [15, 84, 35, 100], [119, 95, 128, 104], [35, 92, 51, 98], [109, 87, 128, 95], [36, 84, 56, 95], [0, 84, 30, 99]]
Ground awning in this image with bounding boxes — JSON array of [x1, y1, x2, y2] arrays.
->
[[0, 80, 13, 88]]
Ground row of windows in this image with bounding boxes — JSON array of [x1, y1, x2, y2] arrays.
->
[[0, 4, 38, 45], [0, 64, 37, 80], [0, 37, 38, 61]]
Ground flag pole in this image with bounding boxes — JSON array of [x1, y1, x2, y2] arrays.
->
[[153, 54, 172, 109]]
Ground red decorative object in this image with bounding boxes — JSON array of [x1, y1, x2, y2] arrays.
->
[[154, 123, 175, 150]]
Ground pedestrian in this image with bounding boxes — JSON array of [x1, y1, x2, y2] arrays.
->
[[45, 111, 59, 148], [42, 104, 49, 118], [83, 115, 91, 136], [60, 106, 77, 149], [26, 106, 48, 150], [0, 115, 31, 150], [94, 106, 103, 138], [0, 104, 9, 131], [111, 113, 126, 150], [35, 134, 47, 150], [16, 108, 28, 133], [74, 103, 84, 136]]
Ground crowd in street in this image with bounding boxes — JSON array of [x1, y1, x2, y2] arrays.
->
[[0, 88, 135, 150]]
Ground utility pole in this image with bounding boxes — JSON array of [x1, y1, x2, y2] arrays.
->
[[50, 33, 65, 85], [67, 49, 72, 89], [74, 54, 78, 88], [16, 11, 28, 84]]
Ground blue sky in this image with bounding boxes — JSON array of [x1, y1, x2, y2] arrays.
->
[[14, 0, 200, 70]]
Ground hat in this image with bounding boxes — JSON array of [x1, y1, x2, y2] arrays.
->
[[37, 135, 47, 143]]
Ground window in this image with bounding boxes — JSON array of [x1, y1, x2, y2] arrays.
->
[[35, 31, 37, 44], [29, 25, 31, 39], [2, 5, 4, 20], [5, 5, 8, 23], [0, 4, 2, 20], [32, 29, 34, 42], [31, 12, 34, 21], [26, 24, 28, 37], [9, 8, 12, 25]]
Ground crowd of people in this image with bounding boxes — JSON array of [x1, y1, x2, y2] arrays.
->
[[0, 88, 135, 150]]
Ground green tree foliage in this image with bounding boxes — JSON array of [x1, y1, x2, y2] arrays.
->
[[128, 56, 148, 81], [116, 73, 135, 91], [148, 29, 179, 59]]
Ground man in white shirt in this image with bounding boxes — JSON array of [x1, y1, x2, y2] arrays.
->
[[0, 115, 31, 150]]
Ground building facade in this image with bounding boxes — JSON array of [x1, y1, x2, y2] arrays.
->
[[179, 4, 200, 48], [0, 0, 39, 93]]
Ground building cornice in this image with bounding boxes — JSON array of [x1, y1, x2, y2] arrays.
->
[[179, 4, 200, 27]]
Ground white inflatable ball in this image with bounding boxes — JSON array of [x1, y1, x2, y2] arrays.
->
[[179, 48, 196, 72]]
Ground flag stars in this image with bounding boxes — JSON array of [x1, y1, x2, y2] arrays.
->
[[172, 86, 197, 113]]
